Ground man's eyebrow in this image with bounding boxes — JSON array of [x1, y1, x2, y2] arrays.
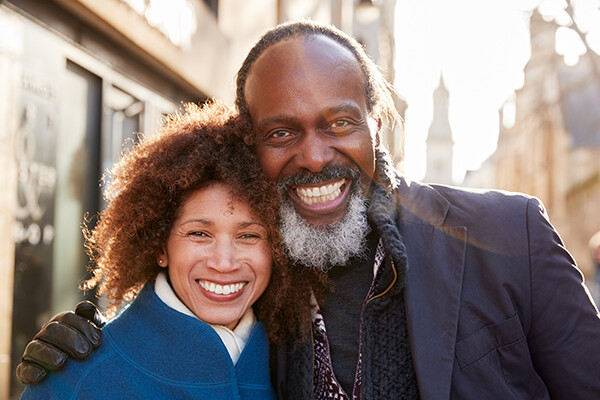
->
[[255, 115, 299, 130], [321, 103, 363, 117]]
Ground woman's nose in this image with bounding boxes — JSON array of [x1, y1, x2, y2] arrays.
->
[[206, 241, 240, 272]]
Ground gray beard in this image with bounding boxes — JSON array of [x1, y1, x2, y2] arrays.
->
[[278, 188, 370, 272]]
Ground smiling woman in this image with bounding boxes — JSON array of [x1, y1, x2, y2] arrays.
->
[[19, 101, 318, 399], [159, 183, 273, 330]]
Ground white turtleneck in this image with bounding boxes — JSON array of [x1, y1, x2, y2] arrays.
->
[[154, 271, 257, 365]]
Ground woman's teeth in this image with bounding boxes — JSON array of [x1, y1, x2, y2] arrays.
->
[[198, 280, 246, 295]]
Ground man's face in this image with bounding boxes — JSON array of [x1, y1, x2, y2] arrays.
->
[[244, 35, 379, 227]]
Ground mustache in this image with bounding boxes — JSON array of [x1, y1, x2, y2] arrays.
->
[[276, 165, 362, 192]]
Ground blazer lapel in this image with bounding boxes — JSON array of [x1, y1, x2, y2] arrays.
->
[[403, 222, 466, 400], [392, 178, 466, 400]]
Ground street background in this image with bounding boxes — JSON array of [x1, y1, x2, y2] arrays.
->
[[0, 0, 598, 398]]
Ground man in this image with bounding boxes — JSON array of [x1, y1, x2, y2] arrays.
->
[[17, 21, 600, 399]]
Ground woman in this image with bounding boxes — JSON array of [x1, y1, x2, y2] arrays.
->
[[21, 102, 313, 399]]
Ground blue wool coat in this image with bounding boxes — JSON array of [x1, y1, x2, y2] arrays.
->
[[21, 284, 276, 400]]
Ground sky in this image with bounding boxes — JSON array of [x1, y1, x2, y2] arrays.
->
[[393, 0, 600, 183]]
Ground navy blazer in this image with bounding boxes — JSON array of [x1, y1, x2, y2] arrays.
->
[[274, 177, 600, 399], [396, 178, 600, 399]]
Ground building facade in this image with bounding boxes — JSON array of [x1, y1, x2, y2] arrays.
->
[[473, 10, 600, 286], [0, 1, 228, 396]]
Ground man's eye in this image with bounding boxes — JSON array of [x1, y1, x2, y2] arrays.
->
[[269, 130, 291, 140], [330, 120, 350, 129]]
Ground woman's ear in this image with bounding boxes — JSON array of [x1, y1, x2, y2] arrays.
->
[[156, 249, 168, 268]]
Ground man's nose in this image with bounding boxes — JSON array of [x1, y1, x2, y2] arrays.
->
[[297, 131, 335, 173], [206, 241, 240, 272]]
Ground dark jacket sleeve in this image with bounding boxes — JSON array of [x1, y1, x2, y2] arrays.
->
[[526, 197, 600, 397]]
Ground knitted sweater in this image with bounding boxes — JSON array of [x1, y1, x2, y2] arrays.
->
[[21, 283, 276, 400], [279, 241, 419, 400]]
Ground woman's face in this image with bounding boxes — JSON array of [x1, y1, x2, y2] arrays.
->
[[158, 183, 272, 329]]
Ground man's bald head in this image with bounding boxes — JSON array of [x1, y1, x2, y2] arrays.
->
[[235, 20, 399, 126]]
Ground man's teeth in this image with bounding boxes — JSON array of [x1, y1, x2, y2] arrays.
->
[[198, 280, 246, 295], [295, 179, 345, 205]]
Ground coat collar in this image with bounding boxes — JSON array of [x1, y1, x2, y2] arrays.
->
[[372, 148, 450, 227]]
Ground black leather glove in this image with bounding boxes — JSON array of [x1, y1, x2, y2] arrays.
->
[[16, 301, 106, 385]]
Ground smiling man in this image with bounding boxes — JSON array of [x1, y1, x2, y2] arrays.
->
[[234, 26, 421, 399], [17, 20, 600, 399]]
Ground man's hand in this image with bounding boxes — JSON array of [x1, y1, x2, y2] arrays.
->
[[16, 301, 106, 385]]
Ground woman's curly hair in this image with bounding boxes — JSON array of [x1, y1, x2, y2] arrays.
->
[[83, 101, 315, 344]]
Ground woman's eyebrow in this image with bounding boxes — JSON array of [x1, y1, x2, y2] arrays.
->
[[237, 221, 266, 229], [180, 218, 213, 226]]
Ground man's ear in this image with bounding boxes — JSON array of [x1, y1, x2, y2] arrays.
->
[[375, 117, 383, 148]]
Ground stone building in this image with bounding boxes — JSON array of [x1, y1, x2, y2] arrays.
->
[[0, 0, 402, 397], [492, 10, 600, 281]]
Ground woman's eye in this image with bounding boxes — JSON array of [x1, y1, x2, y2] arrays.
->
[[239, 233, 260, 240], [188, 231, 208, 238]]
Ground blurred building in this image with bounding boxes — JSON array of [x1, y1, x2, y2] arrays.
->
[[465, 10, 600, 282], [0, 0, 402, 397]]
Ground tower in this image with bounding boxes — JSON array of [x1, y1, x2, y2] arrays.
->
[[424, 75, 454, 185]]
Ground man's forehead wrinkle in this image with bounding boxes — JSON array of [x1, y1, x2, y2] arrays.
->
[[255, 101, 363, 130]]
